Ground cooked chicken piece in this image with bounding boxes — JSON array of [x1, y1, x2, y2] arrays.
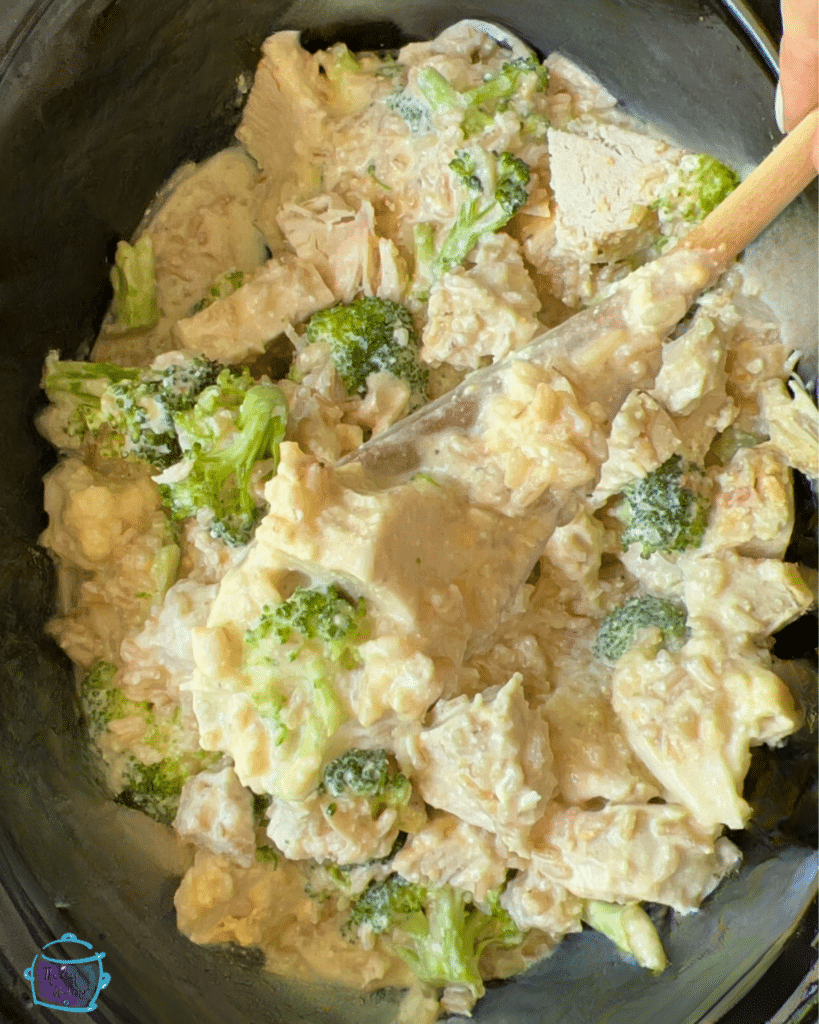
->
[[682, 551, 814, 643], [144, 149, 267, 321], [592, 390, 680, 504], [612, 631, 802, 829], [236, 31, 329, 245], [705, 445, 795, 559], [174, 766, 256, 867], [546, 124, 676, 260], [421, 234, 541, 371], [392, 813, 523, 901], [759, 376, 819, 480], [500, 872, 584, 937], [522, 803, 740, 912], [409, 674, 555, 856], [174, 254, 334, 364], [277, 194, 380, 303], [266, 793, 400, 866], [653, 312, 728, 417], [544, 684, 661, 805]]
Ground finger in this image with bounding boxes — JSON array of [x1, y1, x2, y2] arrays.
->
[[780, 0, 817, 40], [778, 0, 818, 131]]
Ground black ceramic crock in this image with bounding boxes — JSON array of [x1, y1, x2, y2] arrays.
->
[[0, 2, 816, 1023]]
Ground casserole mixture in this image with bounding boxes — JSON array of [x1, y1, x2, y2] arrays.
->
[[37, 23, 818, 1021]]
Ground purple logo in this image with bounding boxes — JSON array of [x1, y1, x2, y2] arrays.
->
[[24, 933, 110, 1013]]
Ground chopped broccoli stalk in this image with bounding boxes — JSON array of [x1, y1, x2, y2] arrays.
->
[[190, 268, 245, 313], [321, 42, 362, 87], [411, 223, 437, 298], [110, 235, 160, 330], [655, 154, 740, 223], [431, 150, 530, 279], [348, 875, 525, 1002], [707, 424, 760, 466], [470, 56, 550, 106], [583, 900, 668, 973], [304, 296, 428, 403], [42, 351, 223, 468], [374, 57, 406, 81], [417, 66, 471, 116], [593, 594, 688, 662], [321, 748, 411, 818], [613, 454, 710, 558], [159, 370, 289, 545]]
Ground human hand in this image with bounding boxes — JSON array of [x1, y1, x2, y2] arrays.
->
[[776, 0, 818, 166]]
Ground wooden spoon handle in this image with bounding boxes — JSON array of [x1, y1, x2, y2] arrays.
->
[[681, 108, 818, 268]]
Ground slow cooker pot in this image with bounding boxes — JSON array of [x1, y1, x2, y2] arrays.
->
[[0, 2, 816, 1022]]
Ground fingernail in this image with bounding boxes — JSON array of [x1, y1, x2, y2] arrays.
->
[[774, 80, 785, 132]]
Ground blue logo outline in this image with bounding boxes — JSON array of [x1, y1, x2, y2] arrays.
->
[[24, 933, 110, 1013]]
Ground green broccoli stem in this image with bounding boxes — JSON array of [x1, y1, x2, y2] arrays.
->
[[43, 357, 139, 409], [417, 67, 492, 135], [164, 381, 287, 544], [397, 887, 486, 998], [435, 195, 503, 276], [416, 67, 464, 116], [110, 236, 160, 330], [219, 385, 283, 497]]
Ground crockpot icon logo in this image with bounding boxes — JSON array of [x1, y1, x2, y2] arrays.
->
[[24, 932, 110, 1012]]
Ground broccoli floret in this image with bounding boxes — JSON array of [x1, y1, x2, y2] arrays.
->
[[613, 454, 710, 558], [348, 873, 427, 933], [115, 757, 190, 825], [387, 89, 433, 134], [304, 297, 428, 403], [593, 594, 688, 662], [347, 875, 525, 1003], [417, 149, 530, 285], [190, 268, 245, 314], [110, 235, 160, 330], [79, 661, 217, 824], [158, 369, 288, 545], [79, 661, 149, 740], [321, 748, 411, 818], [255, 845, 280, 865], [417, 58, 549, 138], [655, 153, 740, 224], [448, 150, 483, 193], [115, 737, 221, 826], [247, 583, 366, 662], [42, 351, 223, 468], [464, 57, 550, 134], [241, 585, 367, 794]]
